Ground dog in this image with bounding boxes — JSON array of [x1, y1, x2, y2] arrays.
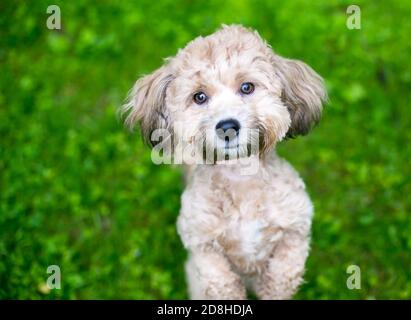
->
[[122, 25, 327, 299]]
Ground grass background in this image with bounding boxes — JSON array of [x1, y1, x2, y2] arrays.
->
[[1, 0, 410, 299]]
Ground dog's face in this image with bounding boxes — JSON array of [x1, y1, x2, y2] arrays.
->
[[123, 25, 327, 162]]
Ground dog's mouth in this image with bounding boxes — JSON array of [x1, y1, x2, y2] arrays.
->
[[224, 143, 240, 150], [222, 142, 254, 158]]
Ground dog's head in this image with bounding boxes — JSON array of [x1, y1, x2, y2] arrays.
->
[[123, 25, 327, 161]]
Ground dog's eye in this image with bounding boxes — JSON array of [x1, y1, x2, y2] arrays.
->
[[193, 92, 208, 105], [240, 82, 255, 95]]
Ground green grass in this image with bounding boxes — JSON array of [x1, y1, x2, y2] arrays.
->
[[1, 0, 410, 299]]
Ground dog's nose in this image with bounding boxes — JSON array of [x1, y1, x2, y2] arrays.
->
[[215, 119, 241, 140]]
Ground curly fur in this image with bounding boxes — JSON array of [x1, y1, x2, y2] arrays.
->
[[122, 25, 327, 299]]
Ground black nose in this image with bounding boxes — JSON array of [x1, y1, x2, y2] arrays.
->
[[215, 119, 241, 140]]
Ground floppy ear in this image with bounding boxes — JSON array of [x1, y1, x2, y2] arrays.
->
[[273, 56, 327, 137], [122, 64, 174, 145]]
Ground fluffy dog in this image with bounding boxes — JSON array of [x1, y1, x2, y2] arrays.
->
[[123, 25, 327, 299]]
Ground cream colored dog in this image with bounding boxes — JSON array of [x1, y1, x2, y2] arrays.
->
[[123, 25, 327, 299]]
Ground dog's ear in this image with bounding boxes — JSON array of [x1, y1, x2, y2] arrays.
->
[[122, 64, 174, 145], [273, 56, 327, 137]]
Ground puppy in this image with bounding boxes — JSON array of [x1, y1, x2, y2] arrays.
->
[[123, 25, 327, 299]]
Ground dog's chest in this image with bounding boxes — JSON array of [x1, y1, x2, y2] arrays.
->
[[213, 177, 284, 273], [221, 216, 283, 273]]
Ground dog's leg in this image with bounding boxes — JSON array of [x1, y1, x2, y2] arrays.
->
[[185, 251, 246, 300], [253, 232, 309, 300]]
